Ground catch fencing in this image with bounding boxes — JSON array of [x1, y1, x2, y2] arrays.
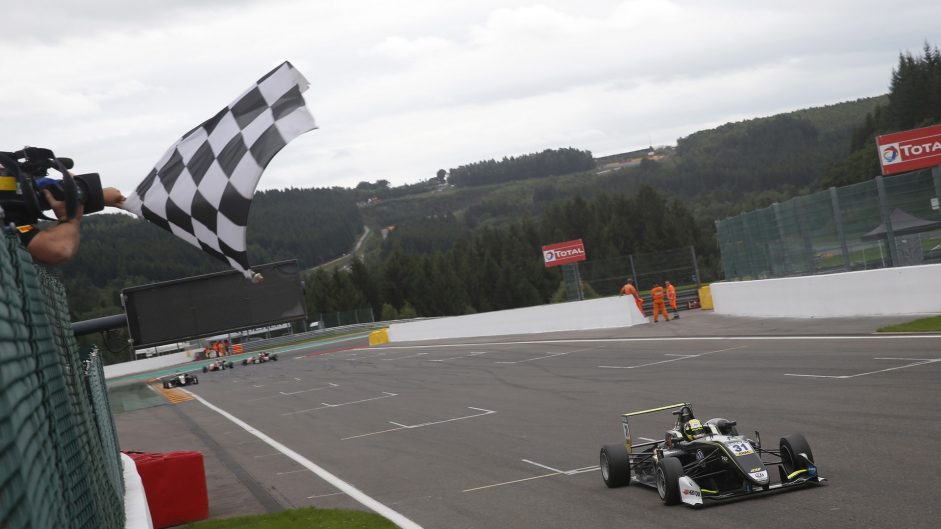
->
[[574, 245, 702, 298], [0, 229, 125, 529], [716, 168, 941, 280]]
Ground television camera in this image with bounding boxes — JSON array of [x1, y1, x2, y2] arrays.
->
[[0, 146, 105, 226]]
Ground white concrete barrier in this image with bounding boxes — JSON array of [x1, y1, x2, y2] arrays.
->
[[388, 296, 646, 342], [104, 351, 192, 380], [711, 263, 941, 318], [121, 452, 154, 529]]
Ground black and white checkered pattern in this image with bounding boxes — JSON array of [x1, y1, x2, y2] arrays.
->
[[124, 61, 317, 280]]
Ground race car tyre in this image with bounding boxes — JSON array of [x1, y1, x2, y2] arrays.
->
[[271, 354, 278, 361], [242, 359, 248, 366], [780, 434, 814, 476], [192, 377, 199, 384], [202, 366, 208, 373], [656, 457, 683, 505], [163, 381, 170, 389], [227, 362, 234, 369], [600, 443, 631, 488]]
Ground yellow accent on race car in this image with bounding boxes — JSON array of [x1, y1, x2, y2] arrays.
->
[[0, 176, 16, 191], [787, 468, 808, 480], [700, 488, 718, 494], [622, 402, 688, 417]]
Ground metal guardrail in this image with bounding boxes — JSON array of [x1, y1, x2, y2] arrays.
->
[[239, 321, 391, 353]]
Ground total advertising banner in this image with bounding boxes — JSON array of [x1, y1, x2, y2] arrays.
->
[[876, 124, 941, 175], [542, 239, 587, 268]]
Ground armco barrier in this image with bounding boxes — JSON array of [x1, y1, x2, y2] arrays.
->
[[126, 451, 208, 529], [388, 295, 646, 342], [711, 263, 941, 318]]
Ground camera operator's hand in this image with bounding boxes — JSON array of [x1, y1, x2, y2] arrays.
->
[[103, 187, 125, 209], [44, 188, 84, 223]]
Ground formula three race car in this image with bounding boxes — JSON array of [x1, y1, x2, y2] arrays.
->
[[162, 372, 198, 389], [242, 352, 278, 366], [599, 402, 824, 507], [202, 359, 234, 373]]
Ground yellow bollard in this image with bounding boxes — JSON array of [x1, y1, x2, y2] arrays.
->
[[698, 285, 713, 310], [368, 328, 389, 346]]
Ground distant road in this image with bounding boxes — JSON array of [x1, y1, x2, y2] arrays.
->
[[305, 225, 371, 273]]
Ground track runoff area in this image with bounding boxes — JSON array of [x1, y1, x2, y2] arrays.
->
[[172, 312, 941, 529]]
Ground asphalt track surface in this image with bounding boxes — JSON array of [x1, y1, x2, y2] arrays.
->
[[115, 311, 941, 529]]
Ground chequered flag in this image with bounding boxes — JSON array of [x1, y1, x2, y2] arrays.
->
[[123, 61, 317, 280]]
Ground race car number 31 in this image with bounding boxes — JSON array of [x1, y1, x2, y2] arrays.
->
[[726, 441, 754, 456]]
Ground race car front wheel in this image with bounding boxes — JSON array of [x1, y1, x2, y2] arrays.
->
[[656, 457, 683, 505], [600, 444, 631, 488], [780, 434, 814, 476]]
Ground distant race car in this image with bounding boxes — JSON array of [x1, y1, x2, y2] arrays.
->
[[242, 352, 278, 366], [162, 372, 198, 389], [599, 402, 824, 507], [202, 359, 234, 373]]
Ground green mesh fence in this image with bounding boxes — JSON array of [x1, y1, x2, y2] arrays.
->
[[573, 245, 702, 296], [0, 231, 125, 529], [717, 168, 941, 280]]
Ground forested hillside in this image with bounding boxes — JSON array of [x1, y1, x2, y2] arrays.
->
[[823, 43, 941, 187], [59, 42, 941, 329]]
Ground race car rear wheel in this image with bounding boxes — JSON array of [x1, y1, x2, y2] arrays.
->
[[227, 362, 234, 369], [271, 354, 278, 361], [780, 434, 814, 476], [202, 366, 208, 373], [600, 444, 631, 488], [656, 457, 683, 505]]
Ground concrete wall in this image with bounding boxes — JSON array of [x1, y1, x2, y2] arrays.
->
[[104, 351, 192, 380], [388, 295, 645, 343], [711, 263, 941, 318]]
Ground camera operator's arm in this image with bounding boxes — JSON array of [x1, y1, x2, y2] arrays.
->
[[104, 186, 125, 209], [26, 189, 84, 265]]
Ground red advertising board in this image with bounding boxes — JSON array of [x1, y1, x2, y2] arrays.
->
[[876, 124, 941, 175], [542, 239, 587, 268]]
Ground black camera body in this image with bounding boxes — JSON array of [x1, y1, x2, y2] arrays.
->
[[0, 147, 105, 226]]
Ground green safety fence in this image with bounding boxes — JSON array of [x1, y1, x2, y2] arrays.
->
[[716, 168, 941, 280], [0, 230, 125, 529]]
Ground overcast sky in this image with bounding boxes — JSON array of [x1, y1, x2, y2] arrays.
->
[[2, 1, 939, 195]]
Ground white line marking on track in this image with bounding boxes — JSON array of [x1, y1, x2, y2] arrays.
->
[[246, 383, 339, 402], [521, 459, 564, 474], [496, 352, 569, 364], [599, 345, 747, 369], [429, 352, 488, 362], [307, 492, 346, 499], [381, 352, 429, 361], [342, 407, 496, 440], [464, 461, 600, 492], [282, 392, 397, 416], [463, 472, 559, 492], [784, 358, 941, 379], [276, 469, 309, 476], [280, 383, 340, 396], [182, 389, 423, 529], [367, 334, 941, 351]]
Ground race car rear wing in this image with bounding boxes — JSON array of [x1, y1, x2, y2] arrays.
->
[[620, 402, 690, 454]]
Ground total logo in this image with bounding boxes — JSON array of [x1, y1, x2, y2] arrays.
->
[[545, 247, 584, 261], [881, 145, 900, 164]]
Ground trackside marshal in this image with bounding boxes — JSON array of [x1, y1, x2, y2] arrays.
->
[[542, 239, 587, 268]]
